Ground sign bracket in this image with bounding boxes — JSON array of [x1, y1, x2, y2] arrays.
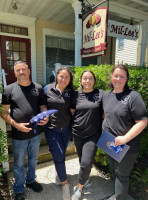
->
[[79, 0, 109, 19]]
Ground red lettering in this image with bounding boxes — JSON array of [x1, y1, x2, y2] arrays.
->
[[110, 25, 118, 33], [135, 30, 138, 38], [124, 28, 128, 36], [131, 31, 134, 37], [118, 26, 123, 34], [101, 28, 104, 38], [128, 30, 132, 36], [95, 31, 100, 39], [124, 28, 135, 38]]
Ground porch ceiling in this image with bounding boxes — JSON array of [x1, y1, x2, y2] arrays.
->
[[0, 0, 148, 25]]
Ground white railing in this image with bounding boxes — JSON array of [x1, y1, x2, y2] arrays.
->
[[2, 69, 7, 88], [0, 69, 9, 172]]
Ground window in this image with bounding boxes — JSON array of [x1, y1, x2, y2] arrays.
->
[[118, 38, 124, 50], [0, 24, 28, 36], [46, 36, 75, 84], [45, 35, 98, 84], [5, 40, 26, 70]]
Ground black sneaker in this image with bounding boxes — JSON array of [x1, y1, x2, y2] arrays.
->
[[26, 181, 43, 193], [15, 193, 25, 200]]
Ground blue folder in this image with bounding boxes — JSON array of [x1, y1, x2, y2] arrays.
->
[[96, 130, 130, 163]]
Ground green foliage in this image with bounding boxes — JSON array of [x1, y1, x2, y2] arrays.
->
[[0, 129, 8, 176], [72, 64, 113, 90], [141, 168, 148, 185], [130, 167, 148, 187], [127, 65, 148, 156], [0, 83, 8, 176], [95, 147, 108, 166]]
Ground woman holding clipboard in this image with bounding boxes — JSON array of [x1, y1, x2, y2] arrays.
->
[[102, 64, 147, 200]]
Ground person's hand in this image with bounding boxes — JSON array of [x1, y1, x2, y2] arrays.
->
[[114, 135, 127, 146], [17, 123, 32, 132], [37, 117, 49, 125]]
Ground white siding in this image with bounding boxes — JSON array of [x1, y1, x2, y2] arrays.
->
[[115, 38, 138, 65]]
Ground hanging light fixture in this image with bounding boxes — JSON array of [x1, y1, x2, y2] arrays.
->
[[12, 1, 18, 10]]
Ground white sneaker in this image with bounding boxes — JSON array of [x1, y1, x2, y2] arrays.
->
[[62, 184, 71, 200], [72, 186, 82, 200]]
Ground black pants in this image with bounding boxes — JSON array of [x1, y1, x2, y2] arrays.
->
[[107, 148, 139, 200], [73, 134, 99, 185]]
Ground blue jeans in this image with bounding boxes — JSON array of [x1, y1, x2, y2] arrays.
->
[[12, 134, 41, 194], [45, 127, 71, 182]]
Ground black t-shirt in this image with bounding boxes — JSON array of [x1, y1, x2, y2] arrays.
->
[[44, 83, 73, 128], [71, 89, 104, 138], [2, 82, 46, 140], [102, 89, 147, 148]]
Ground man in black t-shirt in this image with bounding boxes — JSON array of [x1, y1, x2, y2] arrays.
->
[[1, 61, 48, 200]]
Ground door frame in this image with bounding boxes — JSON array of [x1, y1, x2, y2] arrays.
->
[[0, 35, 31, 85]]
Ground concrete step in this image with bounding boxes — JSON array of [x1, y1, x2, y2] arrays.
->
[[8, 141, 76, 171], [6, 124, 76, 171], [7, 132, 47, 153]]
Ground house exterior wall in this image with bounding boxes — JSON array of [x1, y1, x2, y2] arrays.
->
[[137, 27, 148, 66], [115, 38, 138, 65], [35, 19, 74, 84], [35, 20, 117, 84], [101, 36, 116, 65]]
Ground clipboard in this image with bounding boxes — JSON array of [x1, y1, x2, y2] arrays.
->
[[96, 130, 130, 163]]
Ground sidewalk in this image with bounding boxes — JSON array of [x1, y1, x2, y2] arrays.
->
[[8, 154, 134, 200]]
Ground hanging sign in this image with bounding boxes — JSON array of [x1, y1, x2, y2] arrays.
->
[[81, 7, 108, 58], [107, 20, 139, 40]]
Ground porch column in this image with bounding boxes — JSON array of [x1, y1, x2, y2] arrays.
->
[[140, 21, 148, 66], [72, 0, 82, 66]]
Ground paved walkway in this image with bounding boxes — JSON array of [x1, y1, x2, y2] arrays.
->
[[8, 154, 134, 200]]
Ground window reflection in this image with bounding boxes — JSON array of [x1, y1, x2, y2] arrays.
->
[[6, 41, 12, 50], [20, 42, 26, 51], [13, 52, 19, 60], [7, 61, 14, 70], [6, 51, 13, 60], [20, 52, 26, 61], [13, 42, 19, 51]]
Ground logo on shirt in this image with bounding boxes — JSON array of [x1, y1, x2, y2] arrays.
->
[[31, 88, 39, 96], [62, 91, 70, 98], [121, 95, 131, 104], [93, 93, 99, 101]]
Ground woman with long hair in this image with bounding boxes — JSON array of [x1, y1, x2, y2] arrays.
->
[[103, 64, 147, 200], [44, 67, 74, 200], [71, 70, 104, 200]]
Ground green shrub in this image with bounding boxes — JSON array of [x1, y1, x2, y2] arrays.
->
[[0, 129, 8, 176], [72, 64, 148, 164], [95, 147, 108, 166], [128, 65, 148, 156], [72, 64, 112, 90], [0, 83, 8, 176]]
